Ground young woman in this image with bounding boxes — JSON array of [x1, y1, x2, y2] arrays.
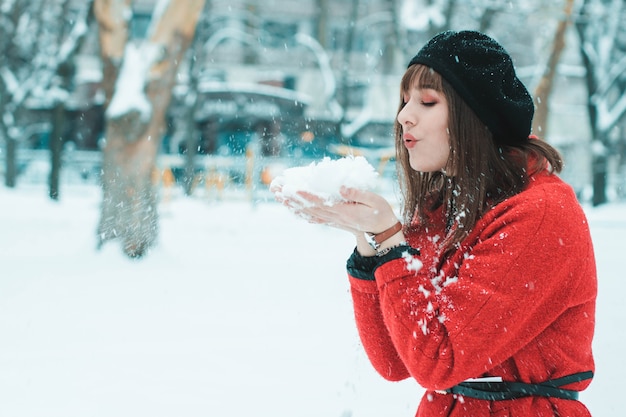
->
[[273, 30, 596, 416]]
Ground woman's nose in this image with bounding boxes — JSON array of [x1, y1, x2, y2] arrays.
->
[[397, 106, 414, 128]]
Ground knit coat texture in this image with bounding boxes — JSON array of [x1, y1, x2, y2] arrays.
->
[[347, 171, 597, 417]]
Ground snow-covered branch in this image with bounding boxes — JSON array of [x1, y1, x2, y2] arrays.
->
[[595, 93, 626, 135], [0, 67, 19, 97], [58, 2, 92, 63]]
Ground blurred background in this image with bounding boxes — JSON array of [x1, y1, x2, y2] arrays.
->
[[1, 0, 625, 256]]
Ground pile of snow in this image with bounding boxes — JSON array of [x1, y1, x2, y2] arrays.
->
[[270, 156, 379, 205]]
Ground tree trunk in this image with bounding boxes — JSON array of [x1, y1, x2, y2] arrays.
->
[[380, 0, 399, 74], [49, 101, 65, 200], [339, 0, 359, 129], [181, 2, 212, 196], [532, 0, 574, 137], [574, 0, 619, 207], [592, 148, 608, 206], [95, 0, 206, 258], [0, 85, 17, 187], [99, 120, 160, 256], [94, 0, 130, 106], [4, 138, 17, 188], [183, 110, 199, 196]]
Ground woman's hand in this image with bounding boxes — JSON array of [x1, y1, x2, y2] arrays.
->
[[272, 184, 398, 235], [272, 184, 406, 256]]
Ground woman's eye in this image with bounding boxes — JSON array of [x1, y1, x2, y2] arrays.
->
[[421, 101, 436, 107]]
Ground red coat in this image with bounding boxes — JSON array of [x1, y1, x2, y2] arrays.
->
[[347, 171, 597, 416]]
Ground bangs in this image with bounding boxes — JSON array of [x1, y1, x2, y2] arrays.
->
[[400, 64, 444, 93]]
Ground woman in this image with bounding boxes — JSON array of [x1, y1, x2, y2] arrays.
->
[[273, 30, 596, 416]]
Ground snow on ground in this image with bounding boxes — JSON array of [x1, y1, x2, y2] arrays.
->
[[0, 183, 624, 416]]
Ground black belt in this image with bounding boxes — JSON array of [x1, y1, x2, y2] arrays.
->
[[444, 371, 593, 401]]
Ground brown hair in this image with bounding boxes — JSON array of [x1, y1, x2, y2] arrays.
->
[[395, 65, 563, 254]]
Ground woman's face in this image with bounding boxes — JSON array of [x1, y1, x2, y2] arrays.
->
[[397, 85, 451, 172]]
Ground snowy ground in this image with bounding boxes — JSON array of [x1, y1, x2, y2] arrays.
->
[[0, 182, 624, 416]]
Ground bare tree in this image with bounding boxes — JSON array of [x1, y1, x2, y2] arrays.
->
[[94, 0, 206, 258], [0, 0, 92, 191], [532, 0, 575, 137], [575, 0, 626, 205]]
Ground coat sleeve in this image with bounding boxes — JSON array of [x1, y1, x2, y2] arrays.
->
[[347, 246, 421, 381], [350, 178, 596, 390]]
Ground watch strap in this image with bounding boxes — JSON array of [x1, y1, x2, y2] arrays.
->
[[366, 221, 403, 249]]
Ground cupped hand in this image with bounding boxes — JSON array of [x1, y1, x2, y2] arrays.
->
[[272, 184, 399, 236]]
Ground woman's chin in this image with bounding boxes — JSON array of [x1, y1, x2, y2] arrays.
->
[[410, 162, 435, 173], [409, 158, 448, 174]]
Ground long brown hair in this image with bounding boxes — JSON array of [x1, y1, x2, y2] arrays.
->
[[395, 65, 563, 254]]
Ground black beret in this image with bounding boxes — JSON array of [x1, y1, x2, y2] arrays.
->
[[408, 30, 534, 145]]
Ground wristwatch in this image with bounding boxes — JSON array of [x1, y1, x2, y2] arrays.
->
[[364, 221, 403, 250]]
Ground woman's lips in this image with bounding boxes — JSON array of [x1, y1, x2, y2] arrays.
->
[[403, 133, 417, 149]]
